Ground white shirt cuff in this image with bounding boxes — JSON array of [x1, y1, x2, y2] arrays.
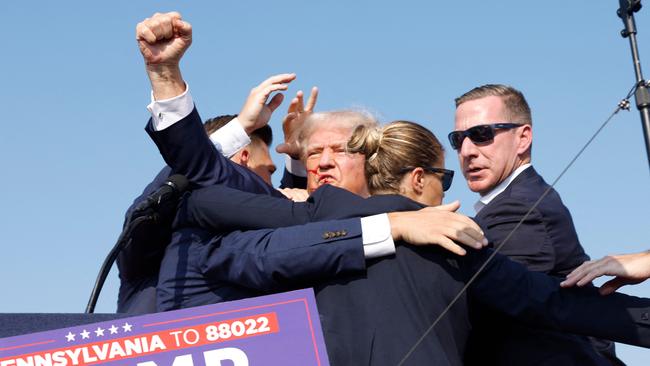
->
[[360, 213, 395, 259], [146, 84, 194, 131], [285, 155, 307, 177], [209, 117, 251, 158]]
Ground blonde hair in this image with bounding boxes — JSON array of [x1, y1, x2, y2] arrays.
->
[[347, 120, 444, 194], [298, 110, 377, 160]]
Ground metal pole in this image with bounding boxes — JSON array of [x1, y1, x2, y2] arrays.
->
[[618, 0, 650, 170]]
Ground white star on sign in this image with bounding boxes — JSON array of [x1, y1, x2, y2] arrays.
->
[[109, 325, 119, 334], [122, 322, 133, 332], [65, 332, 75, 342], [80, 330, 90, 339], [94, 327, 105, 337]]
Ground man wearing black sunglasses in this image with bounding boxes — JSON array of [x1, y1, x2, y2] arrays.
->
[[451, 85, 622, 366]]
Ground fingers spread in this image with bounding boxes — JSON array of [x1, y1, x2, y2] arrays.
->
[[452, 230, 484, 250], [287, 96, 300, 114], [262, 83, 290, 99], [305, 87, 319, 112], [261, 73, 296, 88], [267, 93, 285, 112], [295, 90, 305, 113], [600, 277, 626, 295], [435, 236, 467, 256]]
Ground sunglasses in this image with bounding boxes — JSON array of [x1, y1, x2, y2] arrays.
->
[[447, 123, 522, 150], [400, 167, 454, 192]]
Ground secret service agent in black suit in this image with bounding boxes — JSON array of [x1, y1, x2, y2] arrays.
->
[[451, 85, 619, 365], [468, 165, 615, 366]]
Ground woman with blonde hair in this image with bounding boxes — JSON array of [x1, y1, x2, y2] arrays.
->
[[347, 120, 454, 207]]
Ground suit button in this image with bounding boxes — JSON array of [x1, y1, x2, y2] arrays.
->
[[322, 232, 333, 239], [340, 230, 347, 236]]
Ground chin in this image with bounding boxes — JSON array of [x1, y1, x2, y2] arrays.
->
[[468, 182, 488, 194]]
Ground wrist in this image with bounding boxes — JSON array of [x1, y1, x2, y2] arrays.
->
[[146, 64, 185, 100], [239, 119, 256, 135], [387, 212, 403, 241]]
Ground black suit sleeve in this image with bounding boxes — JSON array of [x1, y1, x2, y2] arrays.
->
[[467, 249, 650, 347], [173, 184, 315, 232], [477, 198, 556, 273], [145, 107, 283, 197], [199, 218, 366, 290], [174, 186, 421, 234], [189, 190, 424, 291], [279, 167, 307, 189]]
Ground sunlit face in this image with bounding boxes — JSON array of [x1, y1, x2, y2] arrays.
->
[[420, 170, 445, 207], [247, 141, 276, 185], [454, 96, 526, 195], [399, 163, 445, 207], [304, 127, 369, 196]]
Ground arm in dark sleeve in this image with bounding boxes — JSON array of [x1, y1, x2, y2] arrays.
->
[[174, 185, 424, 234], [198, 218, 367, 291], [279, 167, 307, 189], [174, 184, 314, 232], [190, 191, 425, 291], [476, 198, 555, 273], [468, 249, 650, 347], [145, 107, 282, 197]]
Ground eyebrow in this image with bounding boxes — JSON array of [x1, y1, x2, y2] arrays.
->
[[306, 140, 349, 150]]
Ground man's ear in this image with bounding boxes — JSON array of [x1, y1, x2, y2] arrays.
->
[[239, 148, 250, 168], [517, 124, 533, 155], [410, 167, 425, 195]]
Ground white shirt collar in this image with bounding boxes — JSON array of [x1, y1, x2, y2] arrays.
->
[[474, 163, 532, 214]]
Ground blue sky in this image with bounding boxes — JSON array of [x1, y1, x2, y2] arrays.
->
[[1, 1, 649, 363]]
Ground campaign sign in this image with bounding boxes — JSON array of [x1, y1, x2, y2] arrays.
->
[[0, 289, 329, 366]]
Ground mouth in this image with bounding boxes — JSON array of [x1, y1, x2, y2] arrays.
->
[[465, 166, 484, 176], [318, 174, 335, 185]]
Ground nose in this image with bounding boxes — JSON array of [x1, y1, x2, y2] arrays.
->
[[319, 148, 335, 168], [459, 135, 478, 158]]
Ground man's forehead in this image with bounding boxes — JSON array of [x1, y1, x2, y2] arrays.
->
[[307, 127, 352, 145], [454, 96, 507, 129]]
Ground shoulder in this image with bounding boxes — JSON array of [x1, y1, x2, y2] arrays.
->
[[487, 167, 565, 210]]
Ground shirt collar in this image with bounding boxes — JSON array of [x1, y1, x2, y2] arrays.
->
[[474, 163, 532, 214]]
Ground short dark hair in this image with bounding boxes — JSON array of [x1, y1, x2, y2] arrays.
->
[[203, 115, 238, 135], [455, 84, 532, 125], [203, 114, 273, 147], [250, 125, 273, 147]]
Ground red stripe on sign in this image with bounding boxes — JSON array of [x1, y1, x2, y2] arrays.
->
[[0, 340, 56, 352]]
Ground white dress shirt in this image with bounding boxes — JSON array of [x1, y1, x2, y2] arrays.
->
[[474, 163, 532, 214]]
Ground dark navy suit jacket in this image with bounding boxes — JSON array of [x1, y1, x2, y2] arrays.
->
[[466, 166, 620, 366], [173, 183, 650, 366]]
